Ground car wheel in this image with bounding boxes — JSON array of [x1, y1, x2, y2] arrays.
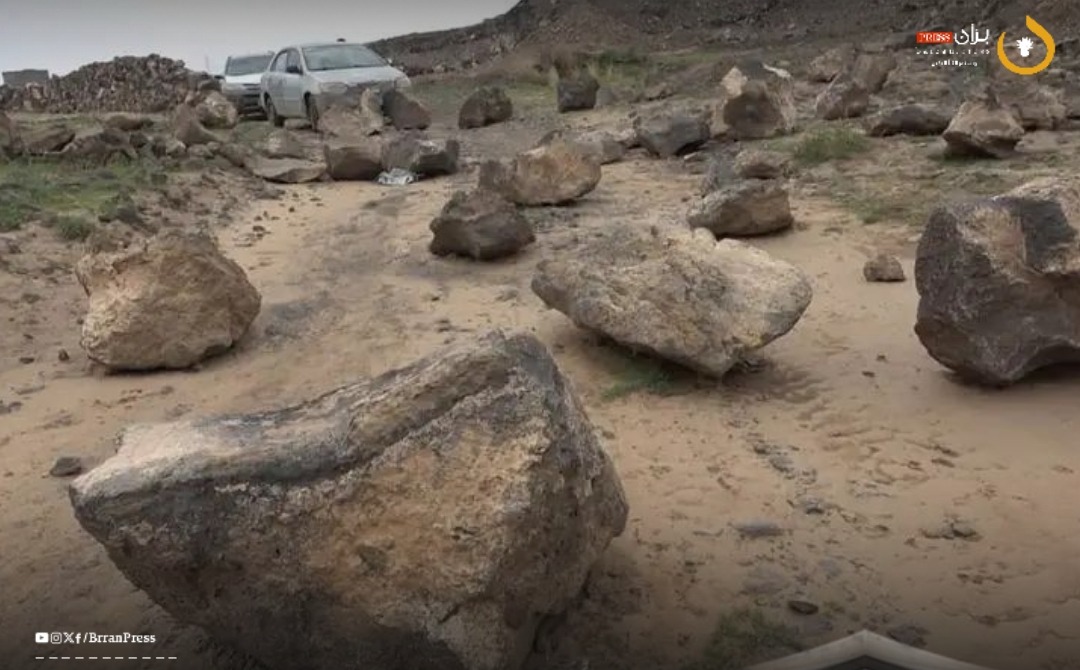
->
[[265, 97, 284, 127], [305, 95, 319, 132]]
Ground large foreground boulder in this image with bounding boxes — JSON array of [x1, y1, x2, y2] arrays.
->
[[430, 189, 534, 260], [532, 227, 812, 377], [914, 177, 1080, 385], [479, 141, 601, 206], [75, 231, 260, 371], [712, 61, 797, 139], [69, 330, 628, 670]]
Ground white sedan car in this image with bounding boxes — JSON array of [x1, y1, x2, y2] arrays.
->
[[260, 41, 411, 130]]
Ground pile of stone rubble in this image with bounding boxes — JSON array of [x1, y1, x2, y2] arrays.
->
[[0, 55, 209, 114]]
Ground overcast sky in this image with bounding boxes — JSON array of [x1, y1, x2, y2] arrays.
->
[[0, 0, 519, 75]]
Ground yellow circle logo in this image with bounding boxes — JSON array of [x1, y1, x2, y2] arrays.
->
[[997, 15, 1055, 75]]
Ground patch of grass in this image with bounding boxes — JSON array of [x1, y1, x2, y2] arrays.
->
[[0, 157, 154, 235], [50, 215, 96, 241], [833, 191, 916, 225], [791, 127, 870, 166], [685, 608, 803, 670], [600, 352, 684, 401]]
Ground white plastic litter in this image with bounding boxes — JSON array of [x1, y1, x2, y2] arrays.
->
[[377, 168, 418, 185]]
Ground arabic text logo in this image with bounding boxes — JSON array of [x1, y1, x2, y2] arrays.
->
[[997, 16, 1055, 75]]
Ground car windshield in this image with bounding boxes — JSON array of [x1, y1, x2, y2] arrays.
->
[[225, 55, 272, 76], [302, 45, 386, 71]]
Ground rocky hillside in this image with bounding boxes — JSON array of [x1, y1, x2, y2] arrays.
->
[[371, 0, 1080, 74]]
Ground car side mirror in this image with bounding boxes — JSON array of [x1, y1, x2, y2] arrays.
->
[[286, 65, 302, 75], [213, 74, 225, 81]]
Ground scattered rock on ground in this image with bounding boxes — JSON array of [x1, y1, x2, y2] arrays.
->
[[942, 89, 1025, 159], [458, 86, 513, 129], [712, 60, 797, 139], [734, 149, 791, 179], [429, 188, 534, 260], [807, 44, 855, 82], [633, 110, 710, 158], [104, 113, 155, 132], [556, 65, 600, 113], [195, 91, 239, 129], [850, 51, 897, 93], [60, 126, 136, 162], [0, 111, 17, 156], [50, 456, 84, 478], [866, 104, 952, 136], [914, 177, 1080, 385], [531, 227, 812, 377], [318, 94, 385, 138], [323, 137, 383, 181], [536, 128, 625, 165], [382, 89, 431, 130], [863, 254, 906, 282], [479, 140, 601, 206], [992, 73, 1067, 130], [247, 156, 326, 184], [381, 134, 459, 177], [69, 330, 628, 670], [261, 129, 307, 159], [688, 180, 794, 237], [19, 123, 76, 154], [814, 74, 870, 120], [171, 104, 222, 147], [75, 230, 261, 371]]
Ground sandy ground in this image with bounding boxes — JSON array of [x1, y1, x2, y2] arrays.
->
[[3, 97, 1080, 670]]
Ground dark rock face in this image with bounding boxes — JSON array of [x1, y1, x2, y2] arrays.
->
[[69, 331, 628, 670], [429, 189, 535, 260], [915, 178, 1080, 385]]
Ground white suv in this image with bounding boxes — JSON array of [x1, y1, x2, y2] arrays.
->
[[260, 41, 411, 129]]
